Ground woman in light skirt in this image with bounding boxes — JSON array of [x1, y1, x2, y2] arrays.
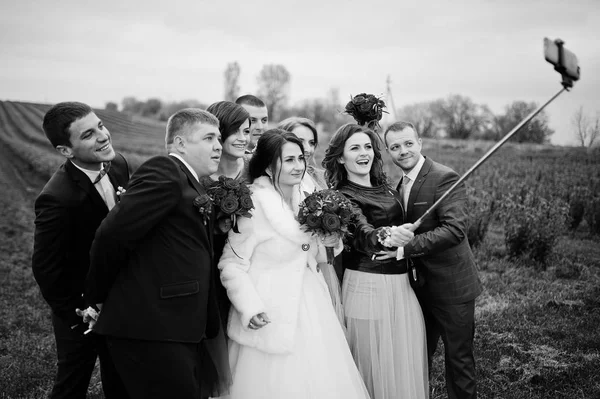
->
[[322, 123, 429, 399]]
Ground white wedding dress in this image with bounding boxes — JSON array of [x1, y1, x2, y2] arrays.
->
[[224, 268, 370, 399]]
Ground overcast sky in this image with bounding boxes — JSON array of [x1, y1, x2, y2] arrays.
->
[[1, 0, 598, 145]]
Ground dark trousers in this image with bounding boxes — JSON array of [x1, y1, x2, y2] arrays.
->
[[421, 299, 477, 399], [106, 337, 212, 399], [50, 313, 127, 399]]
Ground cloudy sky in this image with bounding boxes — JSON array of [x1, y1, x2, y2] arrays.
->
[[1, 0, 598, 145]]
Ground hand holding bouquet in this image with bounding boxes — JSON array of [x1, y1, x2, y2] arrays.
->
[[297, 189, 358, 264]]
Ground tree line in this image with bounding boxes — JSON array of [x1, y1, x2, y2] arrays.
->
[[105, 62, 598, 146]]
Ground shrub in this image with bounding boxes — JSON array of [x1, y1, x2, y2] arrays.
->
[[500, 192, 569, 266], [584, 196, 600, 235], [564, 186, 591, 231], [467, 186, 496, 248]]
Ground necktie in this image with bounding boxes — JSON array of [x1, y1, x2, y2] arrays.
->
[[402, 175, 411, 209], [93, 163, 116, 209], [93, 162, 111, 184]]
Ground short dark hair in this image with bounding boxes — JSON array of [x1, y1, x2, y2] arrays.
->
[[322, 123, 387, 189], [384, 121, 419, 146], [277, 117, 319, 147], [206, 101, 250, 144], [235, 94, 266, 108], [248, 129, 306, 189], [165, 108, 219, 149], [42, 102, 94, 147]]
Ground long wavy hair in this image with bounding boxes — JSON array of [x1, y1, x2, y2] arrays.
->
[[248, 129, 306, 193], [321, 123, 387, 189]]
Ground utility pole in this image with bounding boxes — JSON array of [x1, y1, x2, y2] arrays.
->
[[386, 75, 398, 121]]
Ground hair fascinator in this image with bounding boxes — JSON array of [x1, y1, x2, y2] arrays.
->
[[344, 93, 388, 130]]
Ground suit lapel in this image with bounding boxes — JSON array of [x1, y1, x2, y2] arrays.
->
[[406, 157, 432, 219], [169, 156, 214, 252], [65, 160, 107, 211]]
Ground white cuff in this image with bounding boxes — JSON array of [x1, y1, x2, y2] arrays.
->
[[396, 247, 405, 260]]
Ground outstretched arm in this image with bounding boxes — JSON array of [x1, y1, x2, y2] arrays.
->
[[404, 171, 469, 258]]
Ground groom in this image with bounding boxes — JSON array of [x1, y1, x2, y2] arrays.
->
[[384, 121, 482, 399], [85, 108, 226, 399]]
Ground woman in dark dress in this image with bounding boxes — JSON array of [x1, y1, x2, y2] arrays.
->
[[322, 123, 428, 399], [204, 101, 251, 332]]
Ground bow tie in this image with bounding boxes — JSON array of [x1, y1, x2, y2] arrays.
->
[[93, 162, 111, 184]]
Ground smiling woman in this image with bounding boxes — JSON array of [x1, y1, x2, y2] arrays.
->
[[206, 101, 251, 182], [322, 123, 429, 399], [217, 130, 370, 399]]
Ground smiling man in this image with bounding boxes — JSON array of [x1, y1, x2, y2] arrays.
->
[[384, 121, 482, 399], [32, 101, 130, 399], [235, 94, 268, 154], [85, 108, 228, 399]]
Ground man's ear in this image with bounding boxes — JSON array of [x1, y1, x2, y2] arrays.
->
[[173, 135, 186, 153], [56, 145, 73, 159]]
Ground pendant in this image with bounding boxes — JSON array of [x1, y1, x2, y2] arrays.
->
[[301, 243, 310, 251]]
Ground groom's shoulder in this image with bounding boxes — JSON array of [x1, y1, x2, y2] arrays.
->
[[37, 161, 72, 197], [427, 157, 457, 177], [136, 155, 178, 173]]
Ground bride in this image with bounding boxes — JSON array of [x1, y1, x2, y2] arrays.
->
[[217, 129, 370, 399]]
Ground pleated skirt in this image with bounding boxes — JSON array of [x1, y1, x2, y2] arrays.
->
[[343, 269, 429, 399]]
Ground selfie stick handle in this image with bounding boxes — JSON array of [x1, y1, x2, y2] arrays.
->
[[410, 86, 567, 231]]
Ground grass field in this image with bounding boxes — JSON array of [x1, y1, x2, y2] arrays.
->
[[0, 100, 599, 398]]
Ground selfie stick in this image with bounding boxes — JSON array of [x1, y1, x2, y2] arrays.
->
[[410, 38, 579, 231]]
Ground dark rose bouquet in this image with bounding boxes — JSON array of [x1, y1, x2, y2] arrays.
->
[[297, 189, 358, 264], [207, 176, 254, 234], [344, 93, 388, 128]]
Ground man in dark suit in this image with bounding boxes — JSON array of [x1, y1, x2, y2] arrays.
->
[[85, 108, 227, 399], [384, 121, 483, 399], [32, 101, 130, 399]]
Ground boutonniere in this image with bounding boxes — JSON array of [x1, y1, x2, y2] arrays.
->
[[116, 186, 126, 201], [193, 194, 213, 225]]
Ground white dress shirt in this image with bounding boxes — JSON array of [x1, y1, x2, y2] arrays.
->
[[396, 155, 426, 260], [72, 162, 116, 210], [169, 153, 199, 182]]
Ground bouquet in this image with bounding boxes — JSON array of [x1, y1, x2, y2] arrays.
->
[[206, 176, 254, 234], [297, 189, 358, 264], [344, 93, 388, 128]]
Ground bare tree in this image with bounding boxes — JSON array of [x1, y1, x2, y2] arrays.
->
[[224, 62, 241, 102], [572, 106, 600, 148], [493, 101, 553, 143], [433, 94, 492, 139], [257, 64, 291, 121], [397, 101, 440, 138]]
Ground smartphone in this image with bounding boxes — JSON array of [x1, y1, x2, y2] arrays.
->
[[544, 38, 580, 81]]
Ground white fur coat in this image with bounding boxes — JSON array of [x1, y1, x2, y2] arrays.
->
[[218, 176, 340, 354]]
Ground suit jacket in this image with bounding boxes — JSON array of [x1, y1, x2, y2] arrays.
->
[[398, 157, 482, 305], [218, 176, 337, 354], [85, 155, 220, 343], [32, 153, 130, 328]]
